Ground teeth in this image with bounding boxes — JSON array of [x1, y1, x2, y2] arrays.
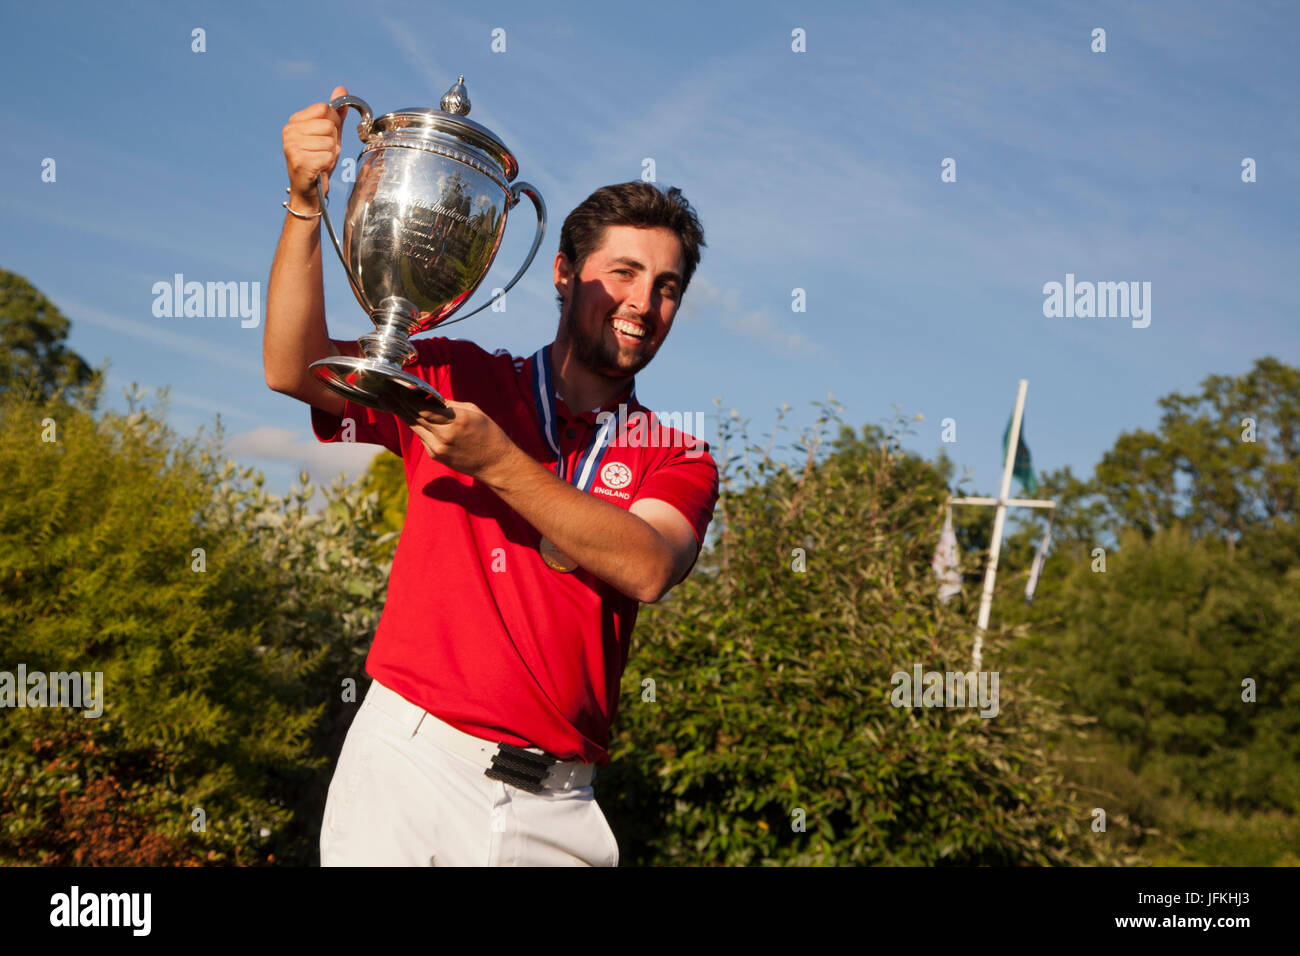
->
[[611, 318, 646, 339]]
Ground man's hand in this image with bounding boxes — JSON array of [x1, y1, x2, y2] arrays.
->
[[281, 85, 349, 210], [393, 392, 698, 602], [264, 85, 352, 413], [397, 396, 520, 484]]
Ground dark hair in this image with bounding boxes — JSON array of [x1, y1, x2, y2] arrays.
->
[[556, 182, 705, 307]]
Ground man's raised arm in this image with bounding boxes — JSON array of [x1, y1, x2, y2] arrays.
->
[[263, 84, 355, 417]]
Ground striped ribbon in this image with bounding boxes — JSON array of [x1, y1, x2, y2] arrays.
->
[[529, 343, 637, 490]]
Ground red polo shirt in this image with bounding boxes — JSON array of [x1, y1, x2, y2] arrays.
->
[[311, 336, 719, 766]]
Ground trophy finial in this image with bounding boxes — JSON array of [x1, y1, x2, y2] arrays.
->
[[440, 75, 471, 115]]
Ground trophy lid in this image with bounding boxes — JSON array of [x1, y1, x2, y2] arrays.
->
[[368, 75, 519, 180]]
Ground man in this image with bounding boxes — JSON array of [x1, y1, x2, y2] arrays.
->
[[265, 87, 719, 866]]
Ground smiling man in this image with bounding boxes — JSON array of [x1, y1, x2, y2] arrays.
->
[[265, 90, 718, 867]]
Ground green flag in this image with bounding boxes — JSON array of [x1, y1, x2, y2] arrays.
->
[[1002, 413, 1038, 496]]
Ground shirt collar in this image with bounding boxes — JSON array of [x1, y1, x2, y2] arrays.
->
[[554, 378, 638, 423]]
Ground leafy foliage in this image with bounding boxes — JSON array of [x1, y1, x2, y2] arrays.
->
[[599, 402, 1120, 865], [5, 264, 1292, 865], [0, 385, 392, 865], [999, 358, 1300, 864], [1025, 356, 1298, 552], [360, 449, 407, 556], [0, 269, 98, 405]]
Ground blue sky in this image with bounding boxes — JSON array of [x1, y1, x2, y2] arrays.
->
[[1, 0, 1296, 534]]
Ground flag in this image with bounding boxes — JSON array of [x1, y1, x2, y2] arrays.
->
[[1025, 514, 1054, 604], [931, 506, 963, 604], [1002, 413, 1038, 496]]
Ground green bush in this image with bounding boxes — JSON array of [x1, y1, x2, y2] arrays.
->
[[599, 403, 1123, 865], [997, 358, 1300, 864], [0, 386, 392, 864], [1006, 521, 1300, 863]]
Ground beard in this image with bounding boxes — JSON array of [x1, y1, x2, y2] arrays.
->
[[562, 280, 658, 379]]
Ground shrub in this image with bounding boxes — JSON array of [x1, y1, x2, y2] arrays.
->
[[600, 402, 1123, 865], [0, 386, 391, 865]]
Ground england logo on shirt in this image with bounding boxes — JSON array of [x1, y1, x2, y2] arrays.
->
[[600, 461, 633, 490]]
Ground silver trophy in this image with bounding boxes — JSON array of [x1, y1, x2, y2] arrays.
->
[[310, 76, 546, 415]]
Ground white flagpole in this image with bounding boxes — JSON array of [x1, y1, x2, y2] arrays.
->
[[971, 379, 1028, 671], [1025, 512, 1054, 603]]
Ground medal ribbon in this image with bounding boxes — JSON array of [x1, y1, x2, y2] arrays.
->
[[529, 343, 636, 491]]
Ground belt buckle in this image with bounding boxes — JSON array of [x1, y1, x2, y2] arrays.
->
[[484, 742, 558, 793]]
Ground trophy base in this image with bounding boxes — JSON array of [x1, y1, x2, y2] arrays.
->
[[310, 355, 448, 417]]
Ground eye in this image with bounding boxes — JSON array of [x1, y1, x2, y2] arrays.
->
[[614, 269, 633, 277]]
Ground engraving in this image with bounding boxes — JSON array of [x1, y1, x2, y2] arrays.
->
[[408, 197, 473, 225]]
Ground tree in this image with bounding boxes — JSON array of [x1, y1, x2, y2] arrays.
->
[[600, 401, 1122, 865], [1024, 357, 1298, 555], [0, 386, 393, 865], [996, 358, 1300, 864], [0, 269, 98, 405]]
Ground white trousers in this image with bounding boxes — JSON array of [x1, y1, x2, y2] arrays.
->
[[320, 679, 619, 866]]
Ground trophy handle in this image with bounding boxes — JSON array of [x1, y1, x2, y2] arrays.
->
[[315, 95, 376, 314], [316, 173, 373, 316], [439, 181, 547, 327], [329, 94, 374, 141]]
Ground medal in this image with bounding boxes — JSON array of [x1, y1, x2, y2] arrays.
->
[[529, 344, 636, 574], [539, 536, 578, 573]]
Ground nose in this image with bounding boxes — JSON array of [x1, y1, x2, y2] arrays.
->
[[622, 273, 655, 318]]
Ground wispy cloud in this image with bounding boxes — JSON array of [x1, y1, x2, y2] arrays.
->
[[164, 392, 262, 425], [380, 16, 446, 98], [0, 197, 253, 274], [5, 0, 1293, 510], [275, 59, 315, 75], [679, 274, 740, 317], [53, 295, 262, 377], [110, 380, 264, 425], [721, 309, 823, 357], [224, 425, 382, 483], [679, 273, 824, 357]]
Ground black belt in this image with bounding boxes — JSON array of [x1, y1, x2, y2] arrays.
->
[[485, 743, 563, 793]]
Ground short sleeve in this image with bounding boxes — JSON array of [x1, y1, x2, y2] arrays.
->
[[633, 443, 720, 550], [308, 339, 402, 456], [311, 399, 404, 458], [304, 335, 478, 457]]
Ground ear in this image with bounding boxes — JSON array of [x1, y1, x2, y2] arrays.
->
[[553, 251, 573, 296]]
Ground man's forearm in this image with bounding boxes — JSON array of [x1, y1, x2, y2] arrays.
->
[[263, 205, 337, 394], [480, 444, 674, 603]]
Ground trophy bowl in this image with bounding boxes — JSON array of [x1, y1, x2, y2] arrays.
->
[[309, 76, 546, 416]]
